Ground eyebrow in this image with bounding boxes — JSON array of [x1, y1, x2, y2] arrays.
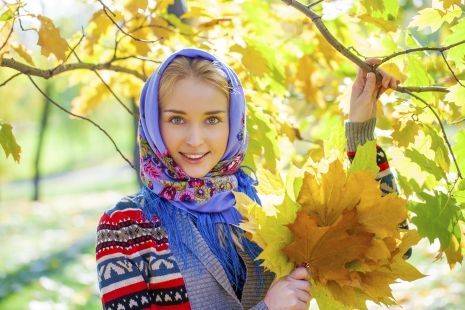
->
[[162, 109, 227, 115]]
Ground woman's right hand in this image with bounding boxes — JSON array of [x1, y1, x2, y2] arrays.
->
[[263, 267, 311, 310]]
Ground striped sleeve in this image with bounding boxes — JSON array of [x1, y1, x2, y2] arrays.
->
[[345, 117, 412, 259], [96, 211, 152, 309]]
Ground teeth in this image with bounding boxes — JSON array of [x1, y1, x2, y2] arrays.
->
[[182, 153, 206, 159]]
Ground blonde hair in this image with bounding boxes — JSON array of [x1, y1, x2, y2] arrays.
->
[[158, 56, 230, 105]]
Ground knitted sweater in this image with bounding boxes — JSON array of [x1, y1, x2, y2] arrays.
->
[[96, 117, 402, 309]]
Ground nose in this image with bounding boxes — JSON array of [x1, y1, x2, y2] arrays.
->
[[185, 124, 205, 147]]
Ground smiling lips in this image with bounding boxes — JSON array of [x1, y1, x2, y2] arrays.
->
[[180, 152, 210, 162]]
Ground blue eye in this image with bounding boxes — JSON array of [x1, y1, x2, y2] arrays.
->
[[169, 116, 184, 125], [206, 117, 220, 125]]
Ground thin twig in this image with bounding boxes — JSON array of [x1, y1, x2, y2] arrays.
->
[[380, 39, 465, 64], [93, 70, 135, 116], [0, 72, 21, 87], [50, 30, 86, 74], [307, 0, 324, 8], [404, 90, 462, 179], [440, 51, 465, 87], [27, 75, 136, 170], [0, 18, 14, 52], [66, 40, 135, 116], [97, 0, 163, 44]]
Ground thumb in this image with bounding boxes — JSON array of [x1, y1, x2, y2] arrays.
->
[[289, 267, 310, 281], [361, 72, 377, 98]]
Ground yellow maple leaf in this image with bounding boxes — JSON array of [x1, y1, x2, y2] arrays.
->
[[230, 44, 270, 77], [238, 157, 424, 309], [284, 210, 374, 285], [11, 43, 34, 65], [37, 15, 68, 61]]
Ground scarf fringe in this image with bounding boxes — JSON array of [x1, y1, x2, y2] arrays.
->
[[138, 168, 264, 294]]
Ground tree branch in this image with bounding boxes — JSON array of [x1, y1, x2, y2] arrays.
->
[[27, 75, 136, 170], [1, 58, 147, 81], [281, 0, 452, 94], [380, 39, 465, 64], [282, 0, 462, 183], [396, 86, 448, 93]]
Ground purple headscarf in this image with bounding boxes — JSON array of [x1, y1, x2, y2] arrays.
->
[[137, 48, 263, 291], [138, 48, 253, 224]]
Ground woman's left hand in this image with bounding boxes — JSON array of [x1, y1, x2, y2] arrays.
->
[[349, 59, 399, 123]]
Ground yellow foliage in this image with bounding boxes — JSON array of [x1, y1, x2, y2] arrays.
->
[[37, 15, 68, 61], [84, 10, 114, 54], [230, 44, 270, 77], [71, 83, 108, 116], [237, 158, 424, 309], [11, 43, 34, 65]]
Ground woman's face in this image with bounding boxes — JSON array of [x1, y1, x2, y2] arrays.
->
[[160, 77, 229, 178]]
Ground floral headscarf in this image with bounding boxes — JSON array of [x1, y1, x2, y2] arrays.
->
[[138, 47, 254, 223], [137, 48, 263, 292]]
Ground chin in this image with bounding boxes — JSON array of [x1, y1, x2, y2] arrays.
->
[[184, 169, 209, 179]]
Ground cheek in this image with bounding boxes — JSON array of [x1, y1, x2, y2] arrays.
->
[[160, 123, 182, 151], [209, 124, 229, 150]]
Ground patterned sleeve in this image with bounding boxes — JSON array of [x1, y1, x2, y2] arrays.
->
[[96, 211, 152, 309], [345, 117, 412, 259]]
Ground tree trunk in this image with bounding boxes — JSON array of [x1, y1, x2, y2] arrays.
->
[[32, 83, 51, 201]]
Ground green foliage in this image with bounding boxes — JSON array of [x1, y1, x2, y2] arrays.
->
[[348, 140, 378, 175], [1, 0, 465, 283], [0, 123, 21, 163], [409, 191, 463, 251]]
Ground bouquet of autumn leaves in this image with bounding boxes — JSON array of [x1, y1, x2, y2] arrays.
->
[[234, 142, 424, 309]]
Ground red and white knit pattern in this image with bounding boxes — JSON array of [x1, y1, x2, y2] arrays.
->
[[96, 202, 191, 310]]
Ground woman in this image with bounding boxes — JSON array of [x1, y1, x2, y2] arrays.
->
[[96, 48, 400, 310]]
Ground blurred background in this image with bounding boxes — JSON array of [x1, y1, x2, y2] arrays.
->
[[1, 0, 465, 309]]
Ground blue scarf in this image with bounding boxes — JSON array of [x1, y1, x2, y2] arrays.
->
[[137, 48, 264, 293]]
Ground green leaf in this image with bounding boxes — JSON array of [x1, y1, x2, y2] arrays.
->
[[360, 0, 399, 20], [404, 54, 433, 87], [0, 8, 14, 21], [408, 8, 444, 33], [409, 191, 462, 249], [392, 120, 419, 148], [348, 140, 379, 175], [444, 83, 465, 114], [423, 125, 450, 172], [396, 172, 422, 197], [405, 148, 447, 181], [452, 129, 465, 175], [244, 104, 278, 173], [444, 18, 465, 69], [0, 123, 21, 163]]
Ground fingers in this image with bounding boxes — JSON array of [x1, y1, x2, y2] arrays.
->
[[352, 66, 365, 98], [288, 277, 311, 293], [289, 266, 310, 281], [365, 59, 399, 91], [361, 72, 377, 99], [365, 58, 381, 66], [295, 289, 311, 303]]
